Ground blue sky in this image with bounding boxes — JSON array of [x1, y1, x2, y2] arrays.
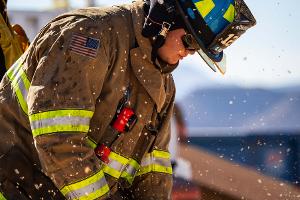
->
[[7, 0, 300, 98]]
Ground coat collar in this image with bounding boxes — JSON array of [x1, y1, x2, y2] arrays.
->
[[130, 1, 166, 113]]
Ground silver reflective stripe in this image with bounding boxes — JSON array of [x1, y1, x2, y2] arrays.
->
[[124, 164, 137, 176], [108, 159, 124, 172], [8, 57, 23, 78], [152, 157, 172, 168], [137, 152, 172, 176], [141, 153, 172, 168], [64, 176, 107, 199], [17, 74, 28, 102], [30, 116, 90, 130], [140, 156, 151, 166], [141, 156, 171, 168], [7, 57, 30, 114]]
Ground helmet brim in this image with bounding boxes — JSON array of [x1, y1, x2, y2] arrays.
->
[[197, 48, 227, 75]]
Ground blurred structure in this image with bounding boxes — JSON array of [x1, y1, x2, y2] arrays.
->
[[87, 0, 95, 7], [170, 103, 188, 161], [9, 0, 98, 42], [179, 144, 300, 200], [170, 103, 201, 199], [190, 134, 300, 186], [179, 87, 300, 186], [170, 103, 300, 199], [9, 10, 64, 41], [53, 0, 69, 9], [174, 103, 188, 143]]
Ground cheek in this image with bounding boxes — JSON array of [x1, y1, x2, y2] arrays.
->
[[157, 46, 179, 65], [161, 39, 180, 56]]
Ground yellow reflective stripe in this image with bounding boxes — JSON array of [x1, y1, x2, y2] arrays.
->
[[152, 164, 172, 174], [6, 56, 23, 79], [137, 165, 172, 176], [103, 151, 129, 179], [30, 110, 94, 121], [29, 110, 94, 137], [195, 0, 215, 18], [136, 150, 172, 176], [11, 69, 29, 114], [77, 184, 109, 200], [152, 150, 171, 159], [103, 164, 121, 179], [223, 4, 235, 23], [0, 192, 7, 200], [120, 171, 133, 183], [6, 57, 29, 114], [109, 151, 128, 165], [86, 137, 97, 149], [101, 151, 140, 184], [60, 170, 109, 200], [31, 125, 90, 137], [120, 159, 140, 184]]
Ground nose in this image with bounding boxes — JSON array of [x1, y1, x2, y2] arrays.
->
[[179, 49, 189, 57]]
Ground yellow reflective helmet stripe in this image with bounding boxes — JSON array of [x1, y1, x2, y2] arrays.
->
[[29, 110, 94, 137], [223, 4, 235, 23], [60, 169, 109, 200], [195, 0, 215, 18], [6, 56, 29, 115], [0, 192, 7, 200]]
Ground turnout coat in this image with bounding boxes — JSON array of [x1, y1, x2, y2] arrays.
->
[[0, 1, 175, 199]]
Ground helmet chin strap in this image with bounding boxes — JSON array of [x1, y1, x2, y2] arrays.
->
[[143, 0, 180, 72], [151, 22, 171, 63], [152, 26, 179, 74]]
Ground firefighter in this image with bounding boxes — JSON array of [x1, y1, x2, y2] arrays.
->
[[0, 0, 29, 79], [0, 0, 256, 199]]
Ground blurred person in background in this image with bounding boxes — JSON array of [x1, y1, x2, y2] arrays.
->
[[170, 103, 202, 200], [0, 0, 255, 199], [170, 103, 191, 179], [0, 0, 29, 78]]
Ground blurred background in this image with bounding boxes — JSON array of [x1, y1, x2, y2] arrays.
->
[[6, 0, 300, 199]]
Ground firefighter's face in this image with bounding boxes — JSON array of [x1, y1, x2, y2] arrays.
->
[[157, 28, 194, 65]]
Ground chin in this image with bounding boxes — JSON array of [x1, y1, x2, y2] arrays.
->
[[167, 58, 179, 65]]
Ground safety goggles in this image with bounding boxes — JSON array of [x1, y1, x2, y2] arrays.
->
[[182, 34, 199, 51], [182, 34, 227, 74]]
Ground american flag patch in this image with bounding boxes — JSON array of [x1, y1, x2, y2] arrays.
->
[[69, 33, 100, 58]]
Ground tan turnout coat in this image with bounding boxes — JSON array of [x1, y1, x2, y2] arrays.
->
[[0, 1, 175, 199]]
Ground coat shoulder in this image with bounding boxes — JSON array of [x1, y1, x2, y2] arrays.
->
[[51, 4, 133, 26]]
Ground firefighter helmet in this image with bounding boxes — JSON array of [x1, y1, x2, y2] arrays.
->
[[143, 0, 256, 74]]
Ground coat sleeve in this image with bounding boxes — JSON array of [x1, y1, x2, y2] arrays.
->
[[26, 16, 110, 199], [130, 85, 175, 200]]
